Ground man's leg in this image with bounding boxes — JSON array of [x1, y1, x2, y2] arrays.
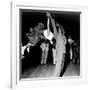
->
[[52, 48, 57, 64], [41, 50, 45, 64]]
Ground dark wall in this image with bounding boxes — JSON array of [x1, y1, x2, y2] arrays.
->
[[20, 9, 81, 45], [20, 9, 80, 73]]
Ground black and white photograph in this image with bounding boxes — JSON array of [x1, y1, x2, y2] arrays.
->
[[20, 9, 80, 79]]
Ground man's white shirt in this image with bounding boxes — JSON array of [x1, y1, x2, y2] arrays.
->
[[43, 29, 54, 44]]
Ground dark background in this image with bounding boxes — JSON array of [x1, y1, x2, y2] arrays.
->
[[20, 9, 81, 74], [20, 9, 81, 46]]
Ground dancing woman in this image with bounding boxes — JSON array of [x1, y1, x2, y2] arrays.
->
[[47, 12, 66, 76]]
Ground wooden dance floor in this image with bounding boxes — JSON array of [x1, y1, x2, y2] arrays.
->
[[21, 61, 80, 79], [21, 64, 56, 78]]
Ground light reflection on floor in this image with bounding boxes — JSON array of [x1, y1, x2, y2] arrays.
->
[[21, 61, 80, 79], [63, 61, 80, 77]]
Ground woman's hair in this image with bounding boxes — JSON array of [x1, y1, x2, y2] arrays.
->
[[56, 23, 65, 35]]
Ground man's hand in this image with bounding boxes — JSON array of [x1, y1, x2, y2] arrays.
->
[[46, 12, 51, 18]]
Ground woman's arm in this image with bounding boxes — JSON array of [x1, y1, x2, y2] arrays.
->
[[50, 16, 57, 39]]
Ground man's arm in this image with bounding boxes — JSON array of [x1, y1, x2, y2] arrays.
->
[[47, 12, 57, 39], [47, 17, 50, 36]]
